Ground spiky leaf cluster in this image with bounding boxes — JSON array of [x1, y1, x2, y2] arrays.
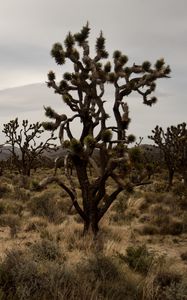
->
[[64, 32, 75, 49], [51, 43, 65, 65], [44, 107, 58, 119], [42, 122, 57, 131], [48, 71, 55, 81], [113, 50, 128, 73], [63, 72, 72, 81], [63, 140, 71, 148], [127, 134, 136, 144], [84, 135, 96, 149], [95, 32, 108, 59], [155, 58, 165, 70], [101, 130, 113, 142], [70, 138, 83, 154], [74, 23, 90, 45], [142, 61, 151, 72]]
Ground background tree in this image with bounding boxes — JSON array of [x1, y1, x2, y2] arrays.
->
[[42, 23, 170, 235], [3, 118, 56, 176], [149, 123, 187, 187]]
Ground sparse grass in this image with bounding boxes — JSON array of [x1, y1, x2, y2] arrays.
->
[[118, 244, 155, 275], [25, 217, 48, 232], [0, 168, 186, 299], [30, 238, 62, 261], [0, 183, 10, 198], [0, 213, 21, 238], [140, 224, 159, 235], [13, 186, 31, 202], [142, 256, 186, 300], [28, 191, 64, 224], [180, 251, 187, 261]]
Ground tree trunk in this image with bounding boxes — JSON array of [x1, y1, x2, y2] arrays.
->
[[82, 190, 99, 236], [83, 214, 99, 236]]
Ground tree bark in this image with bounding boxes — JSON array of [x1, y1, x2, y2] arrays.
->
[[168, 168, 174, 189]]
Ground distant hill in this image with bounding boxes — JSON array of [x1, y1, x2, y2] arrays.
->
[[0, 145, 67, 162], [0, 146, 20, 161], [0, 144, 163, 164], [140, 144, 163, 162]]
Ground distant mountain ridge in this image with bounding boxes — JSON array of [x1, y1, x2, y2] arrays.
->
[[0, 144, 162, 163], [0, 145, 63, 161]]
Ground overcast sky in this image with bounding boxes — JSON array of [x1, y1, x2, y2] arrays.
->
[[0, 0, 186, 143]]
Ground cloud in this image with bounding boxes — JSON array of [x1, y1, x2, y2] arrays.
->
[[0, 83, 186, 144]]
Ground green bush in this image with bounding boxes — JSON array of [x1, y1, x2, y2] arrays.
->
[[119, 244, 154, 274]]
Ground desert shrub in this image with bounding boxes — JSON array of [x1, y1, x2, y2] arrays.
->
[[139, 214, 151, 223], [150, 204, 170, 224], [119, 244, 154, 275], [109, 213, 126, 225], [0, 213, 20, 237], [14, 186, 31, 201], [162, 277, 187, 300], [153, 182, 166, 193], [25, 219, 47, 232], [148, 203, 184, 235], [140, 224, 159, 235], [0, 250, 43, 300], [178, 196, 187, 210], [80, 255, 120, 282], [142, 255, 185, 300], [153, 268, 185, 300], [112, 193, 128, 214], [172, 182, 187, 199], [0, 183, 10, 198], [162, 219, 183, 235], [180, 251, 187, 261], [0, 246, 145, 300], [155, 217, 183, 235], [40, 228, 54, 241], [29, 191, 64, 224], [31, 239, 62, 261], [30, 179, 40, 191], [6, 202, 24, 216], [0, 249, 75, 300], [77, 254, 141, 299], [146, 192, 177, 206], [0, 201, 6, 214], [56, 197, 73, 214], [182, 212, 187, 233], [155, 269, 182, 288]]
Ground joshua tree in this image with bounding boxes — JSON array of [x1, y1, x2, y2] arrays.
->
[[42, 23, 170, 234], [3, 118, 56, 176], [149, 123, 187, 187]]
